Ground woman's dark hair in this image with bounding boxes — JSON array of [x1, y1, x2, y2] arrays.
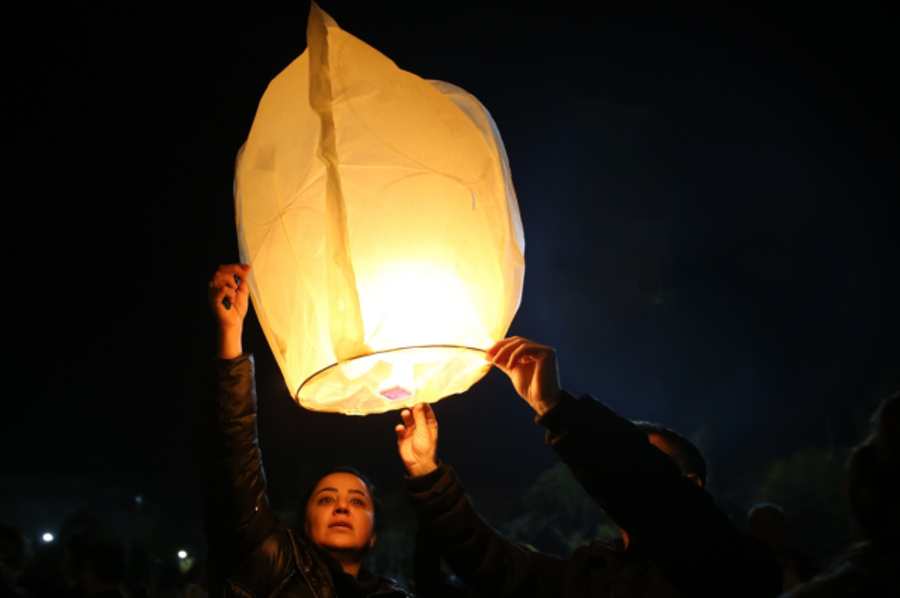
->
[[297, 466, 382, 533]]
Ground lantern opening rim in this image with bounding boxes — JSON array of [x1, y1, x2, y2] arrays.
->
[[296, 344, 488, 400]]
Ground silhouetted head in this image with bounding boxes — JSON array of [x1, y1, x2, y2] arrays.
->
[[83, 538, 126, 596], [0, 524, 32, 583], [298, 467, 380, 571], [747, 503, 793, 558], [604, 422, 707, 548], [633, 421, 708, 487], [847, 392, 900, 542], [870, 391, 900, 474], [62, 531, 89, 588]]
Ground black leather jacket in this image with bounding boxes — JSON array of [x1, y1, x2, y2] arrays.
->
[[199, 354, 413, 598], [409, 392, 782, 598]]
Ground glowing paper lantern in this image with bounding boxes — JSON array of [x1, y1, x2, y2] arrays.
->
[[234, 3, 524, 414]]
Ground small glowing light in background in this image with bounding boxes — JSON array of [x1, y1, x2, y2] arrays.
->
[[43, 533, 54, 543], [135, 495, 143, 504], [177, 550, 188, 559]]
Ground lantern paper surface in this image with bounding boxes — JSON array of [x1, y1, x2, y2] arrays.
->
[[235, 3, 525, 414]]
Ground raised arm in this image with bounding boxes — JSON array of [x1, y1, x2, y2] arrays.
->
[[398, 404, 566, 598], [200, 264, 278, 590], [488, 337, 724, 523], [488, 337, 781, 597], [208, 263, 249, 360]]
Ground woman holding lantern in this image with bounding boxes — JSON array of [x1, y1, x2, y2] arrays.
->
[[199, 263, 413, 598]]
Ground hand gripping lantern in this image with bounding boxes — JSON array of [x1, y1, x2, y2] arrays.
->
[[235, 3, 525, 414]]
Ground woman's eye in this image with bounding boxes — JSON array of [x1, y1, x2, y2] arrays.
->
[[351, 498, 363, 505], [319, 497, 332, 504]]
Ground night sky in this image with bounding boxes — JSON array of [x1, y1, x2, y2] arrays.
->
[[6, 0, 899, 546]]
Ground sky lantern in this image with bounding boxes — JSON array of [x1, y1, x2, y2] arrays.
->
[[234, 3, 525, 415]]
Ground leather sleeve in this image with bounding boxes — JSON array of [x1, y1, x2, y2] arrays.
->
[[412, 526, 470, 598], [199, 354, 278, 590], [408, 465, 566, 598], [538, 392, 782, 598]]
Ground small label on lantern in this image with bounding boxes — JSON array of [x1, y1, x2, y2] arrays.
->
[[379, 385, 414, 401]]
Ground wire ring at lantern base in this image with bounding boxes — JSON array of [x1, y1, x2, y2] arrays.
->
[[296, 345, 490, 415]]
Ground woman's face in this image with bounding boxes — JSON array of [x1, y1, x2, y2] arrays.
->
[[304, 472, 376, 557]]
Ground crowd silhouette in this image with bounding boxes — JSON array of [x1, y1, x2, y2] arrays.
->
[[1, 265, 896, 598], [4, 391, 896, 598]]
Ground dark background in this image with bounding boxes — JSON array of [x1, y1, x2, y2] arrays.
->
[[5, 0, 899, 561]]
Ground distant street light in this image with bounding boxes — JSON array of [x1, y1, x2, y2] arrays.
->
[[135, 495, 143, 504], [177, 550, 187, 559], [42, 533, 54, 543]]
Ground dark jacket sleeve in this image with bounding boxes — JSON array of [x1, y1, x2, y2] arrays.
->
[[539, 392, 782, 598], [413, 525, 472, 598], [199, 354, 278, 593], [409, 465, 567, 598]]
